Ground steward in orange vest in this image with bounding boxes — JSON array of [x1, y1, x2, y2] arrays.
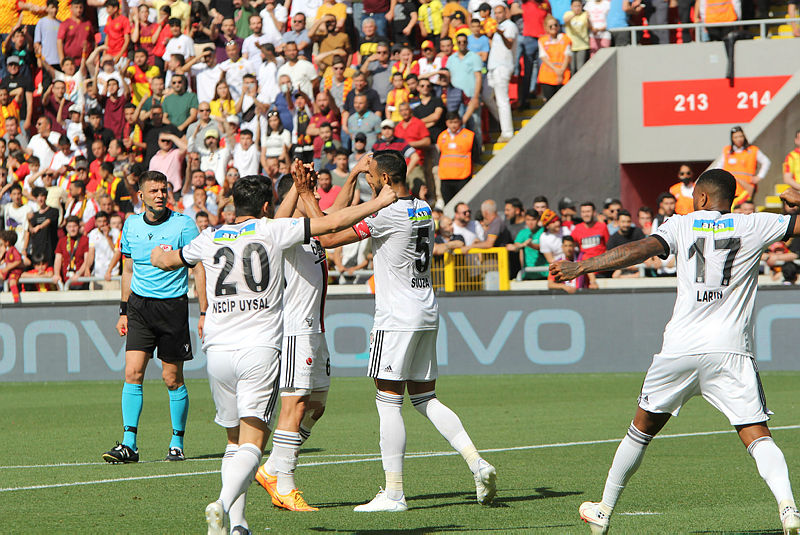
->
[[719, 127, 770, 207], [437, 112, 474, 202], [537, 17, 572, 101], [669, 165, 695, 215]]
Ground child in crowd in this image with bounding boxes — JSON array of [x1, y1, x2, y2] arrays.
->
[[585, 0, 612, 54], [564, 0, 590, 72], [0, 230, 24, 303], [21, 254, 58, 292], [386, 72, 410, 123]]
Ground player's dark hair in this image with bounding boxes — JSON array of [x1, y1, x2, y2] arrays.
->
[[695, 169, 736, 206], [139, 170, 168, 189], [233, 175, 272, 217], [373, 150, 406, 185], [505, 197, 523, 211], [782, 261, 798, 283], [64, 215, 81, 227], [1, 229, 17, 246], [276, 175, 294, 204], [580, 201, 595, 210]]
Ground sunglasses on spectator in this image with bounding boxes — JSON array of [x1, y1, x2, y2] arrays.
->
[[679, 171, 692, 176]]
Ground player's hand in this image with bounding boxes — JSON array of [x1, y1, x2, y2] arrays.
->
[[116, 315, 128, 336], [376, 184, 398, 207], [352, 152, 373, 176], [198, 315, 205, 339], [780, 189, 800, 207], [104, 270, 112, 282], [549, 260, 582, 282], [292, 159, 314, 194]]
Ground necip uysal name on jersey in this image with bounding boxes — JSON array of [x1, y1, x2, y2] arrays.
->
[[212, 296, 270, 314]]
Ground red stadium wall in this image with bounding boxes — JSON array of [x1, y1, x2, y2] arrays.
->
[[620, 161, 711, 222]]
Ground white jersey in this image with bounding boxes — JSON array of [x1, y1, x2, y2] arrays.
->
[[654, 210, 794, 357], [283, 237, 328, 336], [353, 196, 438, 331], [180, 217, 310, 351]]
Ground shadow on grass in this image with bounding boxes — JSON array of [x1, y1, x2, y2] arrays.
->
[[691, 531, 782, 534], [308, 525, 563, 533], [316, 487, 583, 510]]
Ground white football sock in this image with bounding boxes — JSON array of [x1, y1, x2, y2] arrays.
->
[[601, 423, 653, 513], [410, 391, 481, 473], [222, 444, 248, 530], [271, 430, 303, 495], [376, 391, 406, 500], [748, 436, 795, 506], [219, 443, 261, 513]]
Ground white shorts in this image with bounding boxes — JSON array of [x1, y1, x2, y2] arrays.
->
[[367, 329, 438, 382], [280, 333, 331, 395], [206, 346, 281, 428], [638, 352, 771, 426]]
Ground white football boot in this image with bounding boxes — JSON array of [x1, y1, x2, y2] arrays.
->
[[473, 459, 497, 505], [579, 501, 611, 534], [354, 489, 408, 512]]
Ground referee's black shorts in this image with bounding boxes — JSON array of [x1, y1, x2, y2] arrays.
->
[[126, 292, 193, 362]]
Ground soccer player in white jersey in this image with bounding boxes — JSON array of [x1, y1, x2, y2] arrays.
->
[[316, 150, 497, 512], [551, 169, 800, 535], [150, 167, 397, 535], [255, 156, 371, 511]]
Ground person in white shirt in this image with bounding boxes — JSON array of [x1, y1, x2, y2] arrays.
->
[[256, 44, 281, 105], [311, 152, 497, 512], [232, 129, 261, 176], [486, 4, 518, 142], [452, 202, 485, 246], [189, 49, 223, 105], [149, 167, 398, 534], [242, 13, 272, 61], [162, 18, 195, 62], [276, 42, 319, 99], [87, 211, 122, 281], [552, 169, 800, 535], [26, 117, 61, 169], [199, 129, 231, 186], [289, 0, 322, 23], [538, 209, 563, 263], [220, 42, 257, 101], [65, 179, 98, 224], [2, 184, 33, 251], [259, 0, 288, 46]]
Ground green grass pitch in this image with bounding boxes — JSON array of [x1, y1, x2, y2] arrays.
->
[[3, 372, 800, 534]]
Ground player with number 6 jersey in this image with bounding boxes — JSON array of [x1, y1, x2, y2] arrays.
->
[[317, 150, 496, 512], [150, 169, 399, 534], [551, 169, 800, 535]]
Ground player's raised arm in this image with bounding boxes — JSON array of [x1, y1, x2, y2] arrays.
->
[[151, 247, 186, 271], [550, 236, 667, 282], [292, 159, 397, 236], [328, 153, 372, 213]]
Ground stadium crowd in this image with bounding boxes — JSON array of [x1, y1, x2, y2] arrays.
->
[[0, 0, 794, 301]]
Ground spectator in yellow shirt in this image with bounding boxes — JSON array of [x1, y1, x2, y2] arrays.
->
[[385, 72, 410, 122], [442, 0, 470, 39], [316, 0, 347, 31], [783, 129, 800, 191], [478, 3, 497, 36], [418, 0, 444, 42]]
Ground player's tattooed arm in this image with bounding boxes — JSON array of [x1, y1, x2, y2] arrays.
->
[[550, 237, 667, 282]]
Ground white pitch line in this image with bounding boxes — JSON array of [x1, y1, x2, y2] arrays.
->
[[2, 424, 799, 492], [618, 512, 662, 516]]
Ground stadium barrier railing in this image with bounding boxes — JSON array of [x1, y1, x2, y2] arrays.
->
[[610, 17, 800, 46], [432, 248, 510, 292]]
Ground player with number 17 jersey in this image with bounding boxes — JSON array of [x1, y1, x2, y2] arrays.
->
[[653, 210, 794, 358]]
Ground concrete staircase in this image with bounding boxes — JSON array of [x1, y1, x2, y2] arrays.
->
[[474, 97, 545, 175]]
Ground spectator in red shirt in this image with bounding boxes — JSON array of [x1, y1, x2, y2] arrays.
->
[[570, 200, 609, 288], [53, 215, 90, 289], [316, 169, 341, 210], [104, 0, 131, 63], [88, 139, 113, 192], [309, 91, 341, 153], [41, 79, 71, 136], [57, 0, 95, 66], [0, 230, 24, 302], [512, 0, 551, 108], [394, 101, 431, 188], [373, 119, 420, 180], [98, 78, 129, 139]]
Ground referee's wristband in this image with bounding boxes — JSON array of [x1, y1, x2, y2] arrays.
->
[[119, 301, 127, 316]]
